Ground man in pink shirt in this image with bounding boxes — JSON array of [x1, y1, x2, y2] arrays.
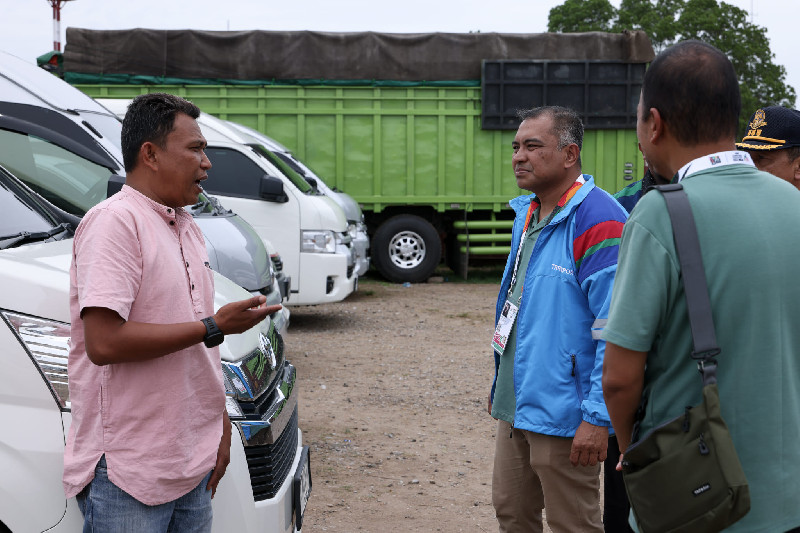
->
[[64, 93, 279, 531]]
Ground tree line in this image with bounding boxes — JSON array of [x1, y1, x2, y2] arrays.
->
[[547, 0, 795, 132]]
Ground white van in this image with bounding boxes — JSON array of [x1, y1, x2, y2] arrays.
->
[[224, 120, 370, 278], [99, 99, 357, 306], [0, 51, 289, 333], [0, 164, 310, 532]]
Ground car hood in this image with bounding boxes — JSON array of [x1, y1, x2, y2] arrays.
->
[[326, 189, 362, 223], [0, 238, 270, 363], [192, 214, 272, 293], [0, 238, 74, 323], [307, 194, 349, 232]]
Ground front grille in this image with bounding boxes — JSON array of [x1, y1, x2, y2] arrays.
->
[[244, 405, 299, 501], [224, 329, 285, 403], [238, 359, 292, 418]]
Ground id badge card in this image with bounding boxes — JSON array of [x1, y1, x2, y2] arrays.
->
[[492, 299, 519, 355]]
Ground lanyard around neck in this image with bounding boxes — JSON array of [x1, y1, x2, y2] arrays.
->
[[507, 201, 537, 298], [676, 151, 756, 182]]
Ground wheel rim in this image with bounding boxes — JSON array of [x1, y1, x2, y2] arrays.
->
[[387, 230, 426, 269]]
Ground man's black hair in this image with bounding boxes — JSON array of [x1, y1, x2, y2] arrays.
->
[[121, 93, 201, 172], [641, 40, 740, 145], [517, 106, 584, 168]]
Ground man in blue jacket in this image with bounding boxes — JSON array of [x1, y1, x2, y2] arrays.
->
[[489, 106, 627, 532]]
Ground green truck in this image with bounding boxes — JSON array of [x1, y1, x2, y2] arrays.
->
[[66, 29, 654, 282]]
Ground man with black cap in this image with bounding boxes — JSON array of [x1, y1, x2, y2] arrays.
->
[[737, 106, 800, 190]]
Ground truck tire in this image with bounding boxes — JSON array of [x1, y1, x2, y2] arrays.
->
[[372, 215, 441, 283]]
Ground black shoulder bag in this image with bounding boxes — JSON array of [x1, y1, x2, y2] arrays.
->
[[620, 184, 750, 533]]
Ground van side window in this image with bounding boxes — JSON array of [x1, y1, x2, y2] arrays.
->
[[203, 148, 263, 198]]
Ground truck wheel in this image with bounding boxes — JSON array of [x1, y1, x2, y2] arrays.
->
[[372, 215, 441, 283]]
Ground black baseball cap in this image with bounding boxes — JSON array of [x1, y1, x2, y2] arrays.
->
[[737, 106, 800, 151]]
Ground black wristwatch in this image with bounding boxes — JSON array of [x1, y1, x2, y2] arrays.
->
[[201, 316, 224, 348]]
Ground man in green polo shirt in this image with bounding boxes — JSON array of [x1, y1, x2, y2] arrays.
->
[[601, 40, 800, 532]]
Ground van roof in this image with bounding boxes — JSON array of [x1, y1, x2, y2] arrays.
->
[[0, 50, 115, 114]]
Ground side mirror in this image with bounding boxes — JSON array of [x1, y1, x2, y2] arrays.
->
[[259, 175, 289, 203], [107, 173, 126, 198]]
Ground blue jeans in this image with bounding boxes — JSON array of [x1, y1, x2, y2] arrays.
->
[[77, 456, 213, 533]]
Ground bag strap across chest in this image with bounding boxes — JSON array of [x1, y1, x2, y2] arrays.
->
[[655, 183, 720, 385]]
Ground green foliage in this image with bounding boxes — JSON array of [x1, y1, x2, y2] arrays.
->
[[614, 0, 682, 52], [677, 0, 795, 130], [548, 0, 797, 128], [547, 0, 617, 32]]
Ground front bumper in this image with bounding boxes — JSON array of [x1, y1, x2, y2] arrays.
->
[[294, 250, 355, 305], [216, 362, 308, 532], [212, 424, 306, 533], [352, 228, 370, 278]]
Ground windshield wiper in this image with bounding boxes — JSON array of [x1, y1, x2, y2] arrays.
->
[[189, 195, 212, 213], [190, 194, 231, 216], [0, 223, 72, 250]]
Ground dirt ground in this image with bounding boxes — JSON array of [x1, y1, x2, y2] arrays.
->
[[285, 275, 577, 532], [285, 277, 500, 532]]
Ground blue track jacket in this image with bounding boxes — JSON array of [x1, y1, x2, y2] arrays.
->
[[491, 176, 628, 437]]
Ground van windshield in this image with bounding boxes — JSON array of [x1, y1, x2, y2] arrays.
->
[[0, 168, 60, 239], [0, 129, 112, 216], [249, 145, 313, 194]]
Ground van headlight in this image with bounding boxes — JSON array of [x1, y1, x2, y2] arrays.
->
[[301, 230, 336, 253], [1, 310, 250, 419], [2, 311, 71, 410]]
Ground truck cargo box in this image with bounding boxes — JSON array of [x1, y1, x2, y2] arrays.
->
[[68, 29, 654, 281]]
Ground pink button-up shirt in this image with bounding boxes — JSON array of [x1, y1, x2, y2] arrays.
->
[[63, 185, 225, 505]]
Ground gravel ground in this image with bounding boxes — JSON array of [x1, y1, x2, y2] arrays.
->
[[285, 277, 504, 532]]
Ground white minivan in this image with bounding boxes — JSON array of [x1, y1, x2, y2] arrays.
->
[[99, 99, 358, 306], [0, 50, 290, 333], [224, 120, 371, 278], [0, 163, 311, 532]]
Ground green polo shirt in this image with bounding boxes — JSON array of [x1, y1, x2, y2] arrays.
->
[[603, 164, 800, 532], [492, 208, 551, 423]]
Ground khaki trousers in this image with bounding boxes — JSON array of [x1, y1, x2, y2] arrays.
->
[[492, 419, 603, 533]]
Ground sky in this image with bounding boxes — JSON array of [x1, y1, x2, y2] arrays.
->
[[0, 0, 795, 108]]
